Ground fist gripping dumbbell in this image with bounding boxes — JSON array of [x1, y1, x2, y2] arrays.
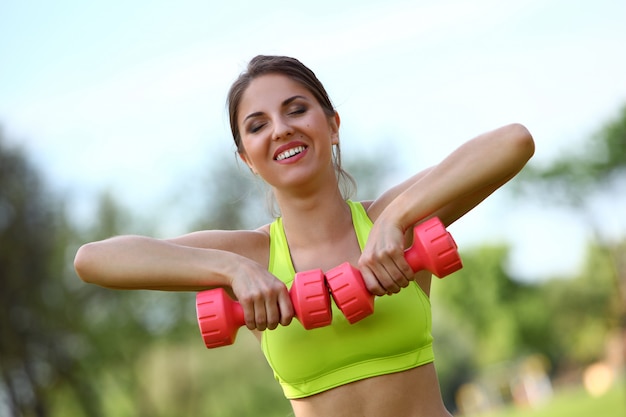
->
[[196, 269, 331, 348], [325, 217, 462, 324]]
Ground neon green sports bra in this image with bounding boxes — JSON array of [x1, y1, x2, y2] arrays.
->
[[262, 200, 434, 399]]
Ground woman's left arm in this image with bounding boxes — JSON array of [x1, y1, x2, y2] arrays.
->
[[361, 123, 535, 295]]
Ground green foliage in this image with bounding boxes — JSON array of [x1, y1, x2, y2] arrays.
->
[[512, 101, 626, 369], [433, 246, 530, 366], [0, 130, 196, 416], [591, 104, 626, 177], [543, 239, 624, 365], [517, 103, 626, 205], [432, 241, 620, 408], [0, 131, 93, 415], [472, 381, 625, 417]]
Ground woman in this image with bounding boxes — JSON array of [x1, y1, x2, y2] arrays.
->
[[74, 55, 535, 416]]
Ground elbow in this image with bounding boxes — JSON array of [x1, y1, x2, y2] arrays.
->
[[73, 243, 100, 285], [507, 123, 535, 162], [492, 123, 534, 174]]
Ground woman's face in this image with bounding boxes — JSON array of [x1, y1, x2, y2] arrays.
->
[[237, 74, 340, 190]]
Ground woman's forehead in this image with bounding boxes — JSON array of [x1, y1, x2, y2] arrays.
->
[[240, 74, 312, 112]]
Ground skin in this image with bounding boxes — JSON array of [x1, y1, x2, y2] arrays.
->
[[74, 73, 535, 417]]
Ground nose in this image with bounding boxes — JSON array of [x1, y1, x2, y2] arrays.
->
[[272, 116, 294, 141]]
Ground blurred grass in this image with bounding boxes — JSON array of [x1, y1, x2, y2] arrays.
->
[[130, 333, 293, 417], [50, 332, 624, 417], [471, 377, 625, 417], [51, 332, 293, 417]]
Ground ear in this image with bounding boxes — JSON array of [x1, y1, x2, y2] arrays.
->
[[330, 111, 341, 145], [238, 151, 258, 175]]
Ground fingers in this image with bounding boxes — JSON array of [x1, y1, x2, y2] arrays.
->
[[357, 221, 416, 296], [260, 286, 294, 330], [240, 296, 258, 330], [240, 283, 294, 331], [359, 252, 414, 296], [277, 289, 295, 327]]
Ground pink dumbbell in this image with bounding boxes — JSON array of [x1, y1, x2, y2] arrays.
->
[[196, 269, 331, 348], [325, 217, 462, 324]]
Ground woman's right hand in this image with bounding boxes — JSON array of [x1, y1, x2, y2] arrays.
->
[[228, 258, 295, 331]]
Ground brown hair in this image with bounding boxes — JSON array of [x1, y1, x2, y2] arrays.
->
[[226, 55, 356, 200]]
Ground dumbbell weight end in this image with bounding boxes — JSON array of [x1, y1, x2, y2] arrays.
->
[[404, 217, 463, 278], [196, 289, 245, 348]]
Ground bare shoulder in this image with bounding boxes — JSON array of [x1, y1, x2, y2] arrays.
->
[[166, 225, 271, 266]]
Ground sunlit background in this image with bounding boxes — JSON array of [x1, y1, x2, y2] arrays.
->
[[1, 0, 624, 416], [2, 0, 626, 276]]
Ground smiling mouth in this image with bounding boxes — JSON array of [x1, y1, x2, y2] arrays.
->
[[275, 145, 307, 161]]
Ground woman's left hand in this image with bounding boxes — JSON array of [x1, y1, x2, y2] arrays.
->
[[358, 220, 415, 296]]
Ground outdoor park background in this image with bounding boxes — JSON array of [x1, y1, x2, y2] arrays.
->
[[1, 0, 625, 416]]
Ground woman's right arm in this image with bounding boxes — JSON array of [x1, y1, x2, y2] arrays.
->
[[73, 229, 294, 330]]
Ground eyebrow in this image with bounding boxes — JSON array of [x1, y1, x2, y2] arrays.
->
[[243, 95, 308, 123]]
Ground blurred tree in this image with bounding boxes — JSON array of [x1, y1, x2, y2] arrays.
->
[[544, 239, 623, 365], [0, 129, 101, 416], [0, 128, 196, 416], [518, 104, 626, 206], [68, 192, 191, 416], [432, 241, 618, 411], [432, 244, 532, 407], [516, 103, 626, 361], [433, 246, 526, 366]]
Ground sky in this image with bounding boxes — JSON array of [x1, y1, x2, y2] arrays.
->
[[1, 0, 625, 280]]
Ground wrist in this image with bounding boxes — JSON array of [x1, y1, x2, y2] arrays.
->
[[196, 249, 241, 288], [381, 195, 425, 233], [377, 205, 410, 234]]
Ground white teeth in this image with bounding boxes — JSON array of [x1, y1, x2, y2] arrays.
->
[[276, 145, 306, 161]]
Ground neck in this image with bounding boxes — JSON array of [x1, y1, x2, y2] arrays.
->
[[274, 186, 353, 249]]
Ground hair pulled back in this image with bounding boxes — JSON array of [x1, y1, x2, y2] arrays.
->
[[226, 55, 355, 200]]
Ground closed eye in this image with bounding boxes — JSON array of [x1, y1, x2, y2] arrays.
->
[[248, 122, 266, 133], [288, 106, 307, 116]]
